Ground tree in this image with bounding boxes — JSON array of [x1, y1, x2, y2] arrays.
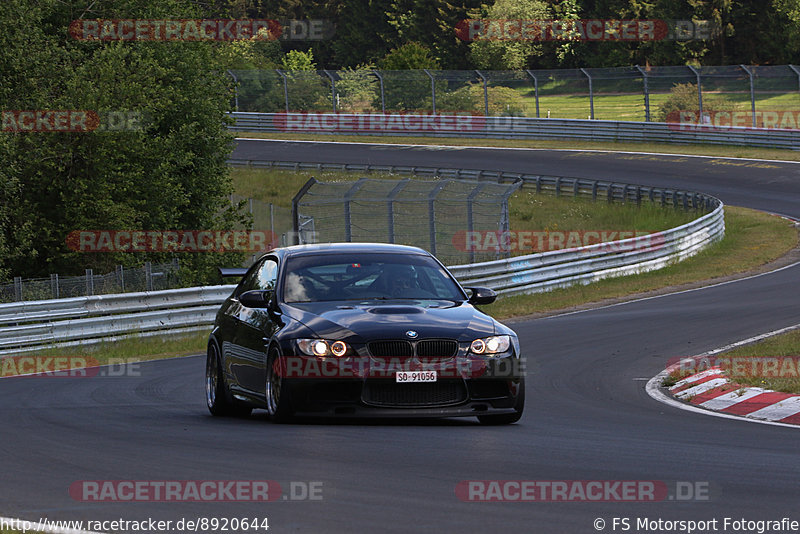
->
[[0, 0, 247, 284], [468, 0, 551, 69]]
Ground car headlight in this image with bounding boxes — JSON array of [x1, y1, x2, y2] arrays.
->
[[469, 335, 511, 355], [296, 339, 350, 357]]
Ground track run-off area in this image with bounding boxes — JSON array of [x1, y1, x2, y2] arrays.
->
[[3, 139, 800, 533]]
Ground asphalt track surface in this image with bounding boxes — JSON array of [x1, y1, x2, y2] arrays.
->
[[3, 140, 800, 533]]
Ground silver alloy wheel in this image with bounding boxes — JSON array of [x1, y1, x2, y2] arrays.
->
[[265, 350, 281, 415], [206, 345, 218, 409]]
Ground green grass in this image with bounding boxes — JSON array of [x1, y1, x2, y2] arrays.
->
[[234, 132, 800, 162], [712, 329, 800, 394], [479, 206, 797, 320], [515, 88, 800, 121]]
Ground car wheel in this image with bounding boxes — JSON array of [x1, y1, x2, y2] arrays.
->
[[265, 345, 294, 423], [206, 341, 252, 417], [477, 378, 525, 425]]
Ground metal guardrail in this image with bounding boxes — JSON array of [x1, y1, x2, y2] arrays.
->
[[229, 112, 800, 149], [0, 286, 234, 355], [0, 162, 724, 355]]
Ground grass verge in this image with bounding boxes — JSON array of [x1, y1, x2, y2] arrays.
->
[[714, 329, 800, 394], [481, 206, 797, 320], [234, 132, 800, 162]]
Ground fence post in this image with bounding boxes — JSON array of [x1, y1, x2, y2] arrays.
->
[[227, 70, 239, 112], [85, 269, 94, 296], [292, 177, 317, 246], [50, 273, 59, 299], [687, 65, 703, 117], [790, 65, 800, 96], [740, 65, 756, 127], [423, 69, 436, 114], [635, 65, 650, 122], [144, 263, 152, 292], [580, 68, 594, 119], [387, 179, 410, 244], [427, 181, 449, 256], [276, 69, 290, 113], [372, 70, 386, 113], [323, 70, 337, 112], [343, 179, 368, 242], [476, 70, 489, 117], [14, 276, 22, 301], [525, 70, 540, 118], [467, 183, 489, 263], [117, 264, 125, 292]]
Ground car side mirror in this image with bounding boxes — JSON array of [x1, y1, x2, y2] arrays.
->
[[239, 290, 274, 309], [466, 287, 497, 305]]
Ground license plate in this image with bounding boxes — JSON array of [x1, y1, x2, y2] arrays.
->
[[395, 371, 437, 383]]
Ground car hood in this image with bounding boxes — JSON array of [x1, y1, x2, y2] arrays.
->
[[282, 300, 498, 342]]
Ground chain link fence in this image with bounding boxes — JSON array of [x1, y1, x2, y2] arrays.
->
[[1, 195, 293, 303], [230, 65, 800, 124], [291, 177, 522, 265], [0, 261, 181, 303]]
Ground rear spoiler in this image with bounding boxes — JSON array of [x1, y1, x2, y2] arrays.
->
[[218, 267, 248, 279]]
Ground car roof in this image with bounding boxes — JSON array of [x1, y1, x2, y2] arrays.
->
[[272, 242, 430, 259]]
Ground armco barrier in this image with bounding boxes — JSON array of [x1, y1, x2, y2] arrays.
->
[[229, 112, 800, 149], [0, 163, 723, 355]]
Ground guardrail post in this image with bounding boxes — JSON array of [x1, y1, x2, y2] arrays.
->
[[580, 68, 594, 120], [476, 70, 489, 117], [591, 181, 598, 200], [423, 69, 436, 114], [50, 274, 59, 299], [276, 69, 290, 113], [14, 276, 22, 301], [687, 65, 703, 117], [740, 65, 756, 127], [635, 65, 650, 122], [86, 269, 94, 296], [372, 70, 386, 113], [525, 70, 540, 118]]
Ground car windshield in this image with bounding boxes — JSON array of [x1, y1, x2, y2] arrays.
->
[[282, 252, 466, 303]]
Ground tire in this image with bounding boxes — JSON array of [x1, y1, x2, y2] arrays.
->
[[265, 345, 294, 423], [477, 378, 525, 425], [206, 341, 252, 417]]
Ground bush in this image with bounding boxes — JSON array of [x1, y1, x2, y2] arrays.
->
[[657, 83, 735, 122]]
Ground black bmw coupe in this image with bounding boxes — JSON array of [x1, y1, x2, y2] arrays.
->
[[206, 243, 524, 424]]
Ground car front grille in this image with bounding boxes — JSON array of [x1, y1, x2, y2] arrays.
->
[[367, 339, 458, 361], [416, 339, 458, 360], [367, 340, 413, 358], [362, 380, 468, 407]]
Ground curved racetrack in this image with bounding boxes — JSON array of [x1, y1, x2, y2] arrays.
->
[[3, 140, 800, 533]]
